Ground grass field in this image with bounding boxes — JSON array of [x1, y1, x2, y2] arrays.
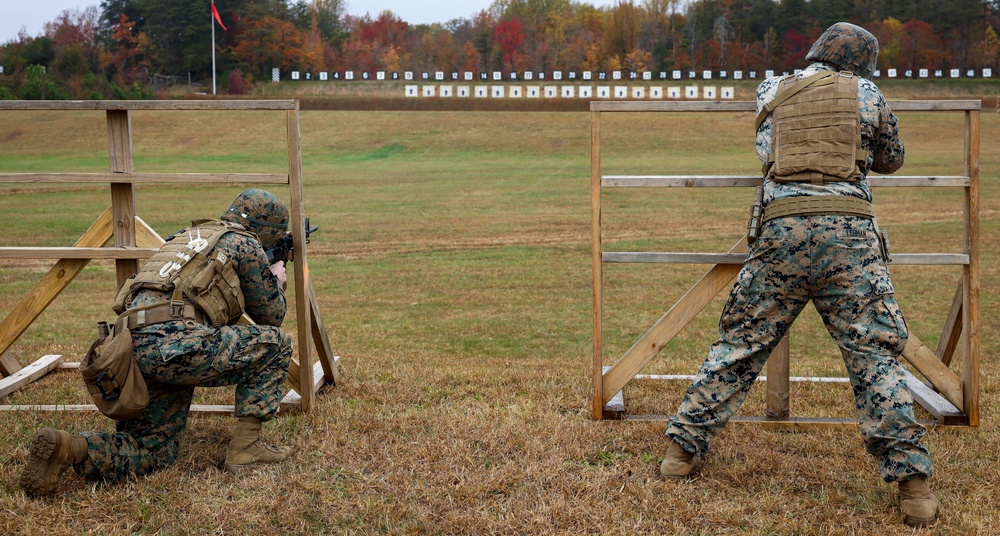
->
[[0, 100, 998, 534]]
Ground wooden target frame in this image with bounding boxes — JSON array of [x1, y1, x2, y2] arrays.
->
[[0, 100, 339, 415], [590, 100, 980, 428]]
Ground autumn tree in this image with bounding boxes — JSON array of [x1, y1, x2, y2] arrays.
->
[[494, 17, 525, 71], [232, 16, 308, 77]]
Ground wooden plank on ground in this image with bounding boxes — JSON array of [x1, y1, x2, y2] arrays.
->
[[901, 334, 963, 410], [0, 403, 237, 416], [0, 355, 65, 399], [601, 238, 747, 406], [602, 366, 625, 420], [0, 208, 114, 358], [904, 370, 966, 425], [280, 361, 330, 413]]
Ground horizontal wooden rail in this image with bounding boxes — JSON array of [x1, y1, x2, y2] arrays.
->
[[603, 252, 969, 265], [0, 100, 297, 111], [0, 173, 289, 184], [590, 100, 981, 113], [0, 247, 159, 260], [602, 175, 970, 188]]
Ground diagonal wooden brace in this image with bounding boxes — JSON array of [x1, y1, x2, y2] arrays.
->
[[601, 238, 747, 406]]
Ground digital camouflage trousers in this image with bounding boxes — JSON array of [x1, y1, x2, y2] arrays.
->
[[666, 214, 933, 482], [76, 322, 292, 481]]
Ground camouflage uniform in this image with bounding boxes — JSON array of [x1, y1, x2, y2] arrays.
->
[[665, 28, 933, 483], [75, 196, 292, 482]]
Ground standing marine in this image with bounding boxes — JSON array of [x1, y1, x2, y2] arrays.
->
[[658, 23, 939, 527], [20, 188, 296, 497]]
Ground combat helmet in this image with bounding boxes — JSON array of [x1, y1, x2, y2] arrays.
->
[[221, 188, 289, 250], [805, 22, 879, 79]]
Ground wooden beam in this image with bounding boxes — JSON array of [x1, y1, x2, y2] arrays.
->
[[588, 100, 980, 114], [286, 106, 315, 413], [0, 247, 158, 260], [936, 278, 964, 367], [0, 172, 289, 184], [963, 109, 981, 427], [603, 252, 968, 266], [133, 217, 165, 249], [0, 100, 298, 111], [905, 371, 966, 425], [601, 238, 747, 406], [766, 337, 790, 420], [0, 350, 21, 377], [600, 175, 969, 188], [901, 334, 963, 410], [0, 403, 238, 416], [309, 284, 340, 384], [0, 355, 65, 398], [107, 109, 139, 288], [591, 109, 605, 419], [0, 208, 114, 358]]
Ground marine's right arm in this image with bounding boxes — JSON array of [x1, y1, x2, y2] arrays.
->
[[221, 233, 287, 327]]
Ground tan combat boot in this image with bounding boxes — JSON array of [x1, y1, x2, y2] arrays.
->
[[660, 439, 698, 480], [19, 428, 89, 498], [898, 477, 939, 527], [224, 417, 292, 472]]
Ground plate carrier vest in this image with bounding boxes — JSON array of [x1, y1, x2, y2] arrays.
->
[[761, 70, 869, 184], [113, 219, 255, 327]]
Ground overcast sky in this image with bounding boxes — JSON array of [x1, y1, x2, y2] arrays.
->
[[2, 1, 617, 44]]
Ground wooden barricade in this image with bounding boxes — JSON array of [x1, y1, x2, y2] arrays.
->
[[591, 100, 980, 428], [0, 100, 340, 415]]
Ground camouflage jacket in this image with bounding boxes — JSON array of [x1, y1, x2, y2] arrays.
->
[[754, 62, 905, 205]]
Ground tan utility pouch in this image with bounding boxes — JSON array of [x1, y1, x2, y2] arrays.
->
[[80, 322, 149, 421]]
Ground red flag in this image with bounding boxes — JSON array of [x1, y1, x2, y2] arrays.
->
[[211, 2, 227, 31]]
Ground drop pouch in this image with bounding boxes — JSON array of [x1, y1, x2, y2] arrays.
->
[[80, 322, 149, 421]]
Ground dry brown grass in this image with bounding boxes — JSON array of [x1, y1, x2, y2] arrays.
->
[[0, 102, 998, 534]]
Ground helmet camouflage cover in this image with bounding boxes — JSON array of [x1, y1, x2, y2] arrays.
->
[[220, 188, 289, 251], [805, 22, 879, 79]]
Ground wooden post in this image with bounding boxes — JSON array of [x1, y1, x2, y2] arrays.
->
[[106, 110, 139, 288], [591, 110, 604, 419], [963, 109, 980, 426], [286, 106, 315, 412], [766, 336, 790, 419]]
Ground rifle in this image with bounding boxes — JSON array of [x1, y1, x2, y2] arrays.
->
[[266, 218, 318, 264]]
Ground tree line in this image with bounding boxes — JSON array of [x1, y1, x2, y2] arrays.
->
[[1, 0, 998, 99]]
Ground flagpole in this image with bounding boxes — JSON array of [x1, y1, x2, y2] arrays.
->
[[211, 2, 217, 95]]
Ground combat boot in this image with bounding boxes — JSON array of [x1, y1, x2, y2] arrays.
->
[[19, 428, 89, 498], [224, 416, 292, 472], [660, 439, 698, 480], [898, 477, 939, 527]]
